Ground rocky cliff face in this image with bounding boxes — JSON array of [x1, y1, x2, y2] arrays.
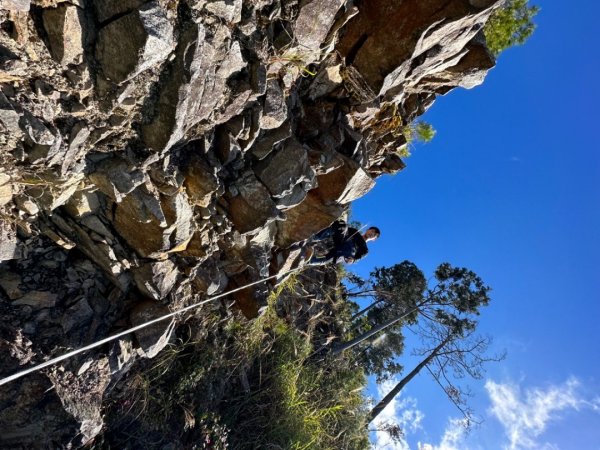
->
[[0, 0, 499, 446]]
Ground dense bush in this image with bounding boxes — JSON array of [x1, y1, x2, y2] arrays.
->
[[101, 275, 370, 449], [220, 278, 369, 449], [225, 317, 369, 449]]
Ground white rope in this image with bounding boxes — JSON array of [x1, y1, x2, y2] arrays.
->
[[0, 268, 301, 387]]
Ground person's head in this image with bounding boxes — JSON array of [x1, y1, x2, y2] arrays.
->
[[363, 226, 381, 242]]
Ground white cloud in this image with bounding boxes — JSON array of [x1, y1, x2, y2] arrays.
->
[[485, 376, 600, 450], [371, 379, 425, 450], [417, 418, 469, 450]]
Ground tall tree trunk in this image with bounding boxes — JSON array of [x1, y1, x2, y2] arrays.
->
[[331, 304, 421, 356], [350, 299, 384, 322], [368, 337, 450, 424]]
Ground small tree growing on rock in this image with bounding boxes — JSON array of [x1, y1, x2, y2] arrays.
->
[[484, 0, 540, 56], [412, 121, 436, 143]]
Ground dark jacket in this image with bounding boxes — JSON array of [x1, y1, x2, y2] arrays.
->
[[311, 220, 369, 264]]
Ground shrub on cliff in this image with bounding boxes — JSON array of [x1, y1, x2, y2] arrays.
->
[[484, 0, 540, 56], [102, 274, 369, 449], [221, 276, 370, 449], [226, 318, 369, 450], [398, 121, 436, 157]]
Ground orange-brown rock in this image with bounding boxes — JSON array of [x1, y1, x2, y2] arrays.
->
[[113, 188, 167, 258], [313, 154, 375, 205], [225, 172, 278, 236], [183, 161, 219, 208], [337, 0, 499, 94], [276, 190, 344, 248]]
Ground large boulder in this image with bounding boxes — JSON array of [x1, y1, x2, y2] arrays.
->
[[112, 187, 167, 257], [133, 260, 179, 301], [415, 37, 495, 94], [313, 154, 375, 205], [42, 4, 85, 66], [294, 0, 346, 55], [95, 1, 174, 83], [142, 23, 247, 153], [113, 187, 194, 258], [225, 171, 279, 236], [337, 0, 500, 95], [276, 191, 343, 248], [253, 139, 315, 199]]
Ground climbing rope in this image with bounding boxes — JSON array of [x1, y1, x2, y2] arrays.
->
[[0, 267, 302, 387]]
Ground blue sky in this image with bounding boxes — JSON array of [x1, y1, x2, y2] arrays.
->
[[351, 2, 600, 449]]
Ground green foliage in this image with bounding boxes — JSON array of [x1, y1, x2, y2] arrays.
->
[[103, 274, 369, 449], [371, 261, 428, 311], [349, 262, 496, 425], [345, 261, 491, 384], [357, 262, 427, 381], [402, 121, 436, 152], [484, 0, 540, 56], [431, 263, 491, 322], [413, 122, 436, 143], [227, 323, 369, 450], [221, 277, 369, 449]]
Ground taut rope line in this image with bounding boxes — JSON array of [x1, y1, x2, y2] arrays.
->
[[0, 268, 301, 387]]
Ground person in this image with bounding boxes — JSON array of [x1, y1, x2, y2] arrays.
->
[[307, 220, 380, 265]]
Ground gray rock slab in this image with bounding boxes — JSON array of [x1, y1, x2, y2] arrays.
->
[[42, 4, 85, 66], [61, 297, 94, 333], [130, 301, 175, 358], [133, 260, 179, 300], [13, 291, 57, 308], [0, 0, 30, 12], [88, 157, 146, 202], [250, 121, 291, 160], [254, 139, 314, 198], [294, 0, 345, 53], [226, 171, 279, 236], [96, 1, 174, 83], [0, 222, 18, 262], [204, 0, 242, 23], [260, 79, 287, 130]]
